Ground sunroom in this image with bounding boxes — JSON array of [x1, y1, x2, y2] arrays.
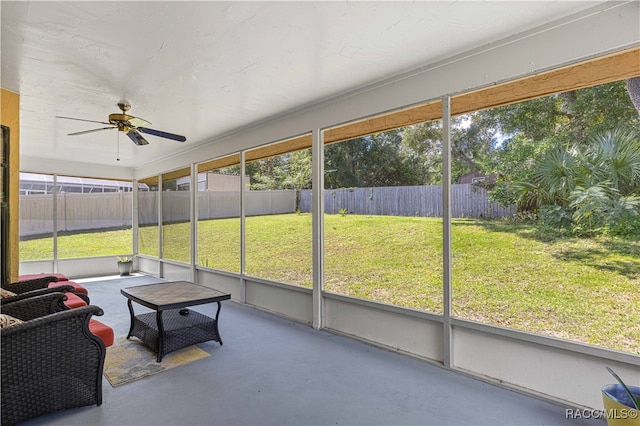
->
[[2, 1, 639, 423]]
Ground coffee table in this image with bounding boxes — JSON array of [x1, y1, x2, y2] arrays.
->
[[121, 281, 231, 362]]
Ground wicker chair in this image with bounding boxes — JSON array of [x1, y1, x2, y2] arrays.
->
[[1, 294, 106, 426], [1, 290, 114, 347], [2, 275, 62, 294], [1, 285, 76, 304], [1, 276, 89, 304], [1, 291, 69, 319]]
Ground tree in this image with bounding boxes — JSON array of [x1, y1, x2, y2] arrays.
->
[[588, 127, 640, 194], [246, 150, 312, 191], [525, 127, 640, 235], [482, 80, 640, 209], [325, 129, 425, 189], [626, 77, 640, 115], [482, 81, 639, 150], [401, 114, 497, 184], [400, 121, 443, 184]]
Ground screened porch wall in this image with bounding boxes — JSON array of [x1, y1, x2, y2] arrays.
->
[[188, 267, 639, 411]]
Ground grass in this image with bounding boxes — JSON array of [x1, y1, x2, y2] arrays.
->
[[450, 220, 639, 353], [20, 228, 132, 260], [20, 213, 639, 353]]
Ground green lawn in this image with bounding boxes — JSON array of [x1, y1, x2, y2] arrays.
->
[[20, 213, 639, 353]]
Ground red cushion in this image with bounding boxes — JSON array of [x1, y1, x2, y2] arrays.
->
[[49, 281, 88, 295], [60, 295, 113, 347], [20, 273, 69, 282], [89, 319, 114, 347], [63, 292, 88, 309]]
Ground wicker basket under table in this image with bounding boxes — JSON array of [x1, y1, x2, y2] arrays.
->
[[130, 309, 220, 358]]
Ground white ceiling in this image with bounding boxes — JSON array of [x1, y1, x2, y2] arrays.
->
[[2, 1, 605, 171]]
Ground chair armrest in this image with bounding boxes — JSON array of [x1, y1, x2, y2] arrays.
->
[[74, 291, 91, 305], [3, 276, 59, 294], [1, 292, 69, 320], [1, 304, 104, 337], [1, 285, 75, 304]]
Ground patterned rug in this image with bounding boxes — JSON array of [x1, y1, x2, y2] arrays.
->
[[103, 336, 210, 387]]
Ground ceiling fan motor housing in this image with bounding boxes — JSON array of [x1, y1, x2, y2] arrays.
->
[[109, 113, 135, 125], [110, 102, 134, 125]]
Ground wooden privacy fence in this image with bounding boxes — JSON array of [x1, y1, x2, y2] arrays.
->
[[19, 185, 513, 237], [19, 192, 133, 237], [299, 184, 516, 219], [20, 190, 296, 237], [138, 190, 295, 224]]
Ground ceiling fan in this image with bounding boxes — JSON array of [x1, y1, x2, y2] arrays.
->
[[56, 102, 186, 146]]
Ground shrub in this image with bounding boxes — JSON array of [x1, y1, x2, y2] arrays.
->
[[604, 196, 640, 237], [537, 205, 572, 229]]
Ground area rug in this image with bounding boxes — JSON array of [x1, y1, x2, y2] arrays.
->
[[103, 336, 210, 387]]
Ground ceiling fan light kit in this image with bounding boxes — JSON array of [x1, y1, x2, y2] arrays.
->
[[56, 102, 186, 147]]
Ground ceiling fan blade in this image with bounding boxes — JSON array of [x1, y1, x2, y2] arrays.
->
[[129, 116, 152, 127], [68, 127, 115, 136], [56, 116, 112, 125], [138, 127, 186, 142], [127, 130, 149, 146]]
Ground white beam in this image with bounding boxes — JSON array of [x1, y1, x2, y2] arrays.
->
[[132, 179, 139, 258], [442, 97, 453, 368], [157, 174, 163, 278], [52, 175, 58, 273], [312, 128, 325, 330], [190, 163, 197, 283], [240, 151, 247, 304]]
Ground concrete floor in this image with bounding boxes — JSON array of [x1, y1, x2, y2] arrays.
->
[[20, 274, 604, 426]]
